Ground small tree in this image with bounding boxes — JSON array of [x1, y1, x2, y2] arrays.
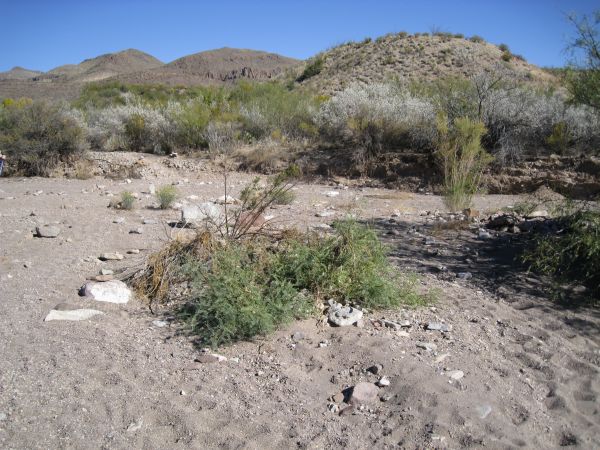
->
[[436, 115, 492, 211], [566, 10, 600, 111]]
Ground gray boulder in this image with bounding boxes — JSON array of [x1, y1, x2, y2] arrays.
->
[[36, 225, 60, 238]]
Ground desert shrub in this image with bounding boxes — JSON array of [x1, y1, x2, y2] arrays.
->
[[235, 142, 290, 172], [156, 185, 178, 209], [501, 51, 512, 62], [203, 121, 238, 156], [317, 83, 437, 159], [86, 100, 179, 153], [436, 115, 492, 211], [272, 188, 295, 205], [546, 122, 570, 153], [498, 43, 510, 52], [233, 82, 320, 140], [296, 56, 325, 82], [469, 35, 485, 43], [147, 219, 430, 347], [121, 191, 136, 210], [72, 159, 95, 179], [524, 208, 600, 302], [0, 100, 87, 176]]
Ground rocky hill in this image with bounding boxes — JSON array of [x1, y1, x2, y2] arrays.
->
[[295, 33, 555, 93], [0, 67, 43, 80], [112, 48, 300, 85]]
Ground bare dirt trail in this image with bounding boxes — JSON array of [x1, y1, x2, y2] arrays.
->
[[0, 155, 598, 449]]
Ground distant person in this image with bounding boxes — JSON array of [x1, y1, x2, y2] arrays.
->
[[0, 152, 5, 176]]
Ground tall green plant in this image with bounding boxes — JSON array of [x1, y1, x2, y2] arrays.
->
[[436, 114, 492, 211]]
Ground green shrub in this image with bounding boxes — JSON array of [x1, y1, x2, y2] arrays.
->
[[272, 188, 296, 205], [0, 100, 87, 176], [546, 122, 570, 153], [501, 51, 512, 62], [156, 185, 178, 209], [296, 56, 325, 82], [524, 209, 600, 302], [120, 191, 136, 210], [498, 43, 510, 52], [469, 35, 485, 43], [436, 115, 492, 211], [173, 219, 431, 347]]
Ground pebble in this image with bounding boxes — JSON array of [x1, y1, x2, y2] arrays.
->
[[113, 217, 125, 224], [457, 272, 473, 280], [435, 353, 451, 363], [99, 252, 124, 261], [93, 275, 114, 282], [377, 376, 390, 387], [427, 322, 451, 332], [476, 404, 492, 419], [478, 229, 492, 240], [316, 211, 335, 218], [328, 300, 363, 326], [127, 249, 140, 254], [367, 364, 383, 375], [0, 412, 6, 421], [332, 392, 345, 403], [80, 280, 131, 304], [291, 331, 305, 341], [142, 219, 157, 225], [325, 191, 339, 197], [44, 308, 104, 321], [318, 340, 329, 348], [101, 268, 114, 275], [416, 342, 438, 352], [349, 382, 379, 405], [127, 419, 143, 433], [152, 320, 169, 327], [129, 228, 143, 234], [35, 225, 60, 238], [447, 370, 464, 380], [327, 403, 340, 413]]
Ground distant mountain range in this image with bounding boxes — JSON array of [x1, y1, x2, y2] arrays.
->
[[0, 34, 554, 101]]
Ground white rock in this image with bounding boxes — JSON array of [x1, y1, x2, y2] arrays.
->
[[36, 225, 60, 238], [148, 184, 156, 195], [328, 301, 363, 326], [80, 280, 132, 304], [99, 252, 124, 261], [215, 195, 239, 205], [45, 309, 104, 321], [377, 376, 390, 387], [181, 203, 222, 223], [316, 211, 335, 218], [325, 191, 339, 197], [447, 370, 464, 380]]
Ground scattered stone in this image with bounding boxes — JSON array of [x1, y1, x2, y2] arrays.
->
[[127, 249, 140, 254], [332, 392, 345, 403], [327, 403, 340, 414], [129, 228, 143, 234], [382, 319, 411, 330], [397, 330, 410, 337], [476, 404, 492, 419], [435, 353, 451, 363], [367, 364, 383, 375], [215, 195, 239, 205], [23, 261, 32, 268], [318, 340, 329, 348], [80, 280, 131, 304], [457, 272, 473, 280], [526, 210, 548, 219], [181, 203, 222, 224], [416, 342, 438, 352], [354, 318, 365, 328], [328, 300, 363, 326], [292, 331, 305, 342], [447, 370, 464, 380], [427, 322, 451, 332], [313, 223, 331, 230], [376, 376, 390, 387], [478, 229, 492, 240], [463, 208, 480, 219], [100, 268, 114, 276], [380, 393, 393, 402], [325, 191, 339, 197], [148, 184, 156, 195], [127, 419, 143, 433], [152, 320, 169, 327], [0, 412, 6, 421], [195, 352, 227, 364], [93, 275, 114, 282], [113, 217, 125, 224], [180, 390, 186, 396], [142, 219, 157, 225], [316, 211, 335, 218], [99, 252, 124, 261], [349, 382, 379, 405], [35, 225, 60, 238], [45, 309, 104, 321]]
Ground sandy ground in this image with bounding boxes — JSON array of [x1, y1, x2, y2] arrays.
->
[[0, 154, 598, 449]]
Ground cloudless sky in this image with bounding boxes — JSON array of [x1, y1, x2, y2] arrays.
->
[[1, 0, 597, 72]]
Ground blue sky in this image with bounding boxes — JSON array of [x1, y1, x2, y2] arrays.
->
[[1, 0, 597, 72]]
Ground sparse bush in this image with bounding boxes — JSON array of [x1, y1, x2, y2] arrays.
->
[[0, 100, 87, 176], [498, 43, 510, 52], [546, 122, 570, 153], [524, 208, 600, 302], [317, 83, 437, 161], [156, 185, 178, 209], [297, 56, 325, 82], [138, 218, 431, 347], [469, 35, 484, 43], [120, 191, 136, 210], [72, 159, 95, 179], [436, 115, 492, 211], [501, 51, 512, 62]]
